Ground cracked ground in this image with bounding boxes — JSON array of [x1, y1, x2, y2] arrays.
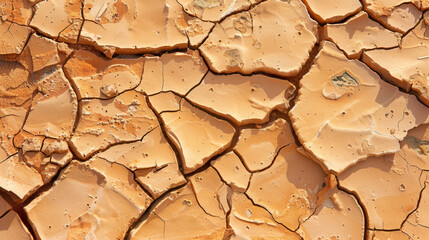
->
[[0, 0, 429, 239]]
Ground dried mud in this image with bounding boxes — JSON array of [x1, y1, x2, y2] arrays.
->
[[0, 0, 429, 240]]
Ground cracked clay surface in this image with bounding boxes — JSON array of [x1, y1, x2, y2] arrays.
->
[[0, 0, 429, 239]]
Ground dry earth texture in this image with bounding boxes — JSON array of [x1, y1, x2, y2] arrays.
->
[[0, 0, 429, 239]]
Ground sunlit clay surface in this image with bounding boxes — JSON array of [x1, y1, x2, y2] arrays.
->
[[0, 0, 428, 239]]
